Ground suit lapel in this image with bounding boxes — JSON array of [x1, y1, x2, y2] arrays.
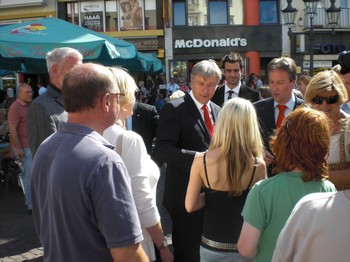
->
[[209, 103, 220, 123], [265, 98, 276, 131]]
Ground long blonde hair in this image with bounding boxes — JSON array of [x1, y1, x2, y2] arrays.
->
[[209, 98, 264, 195]]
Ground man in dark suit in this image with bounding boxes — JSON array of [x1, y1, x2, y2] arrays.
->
[[154, 60, 222, 262], [254, 57, 304, 176], [211, 52, 260, 106], [132, 102, 158, 155]]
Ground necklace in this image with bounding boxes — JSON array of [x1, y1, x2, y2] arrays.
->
[[115, 119, 126, 129]]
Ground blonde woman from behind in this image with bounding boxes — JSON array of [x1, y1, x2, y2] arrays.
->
[[103, 67, 173, 262], [186, 97, 267, 262]]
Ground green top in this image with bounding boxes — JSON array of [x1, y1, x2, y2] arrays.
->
[[242, 171, 336, 262]]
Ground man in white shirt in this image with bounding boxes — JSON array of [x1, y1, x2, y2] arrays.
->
[[166, 77, 179, 97]]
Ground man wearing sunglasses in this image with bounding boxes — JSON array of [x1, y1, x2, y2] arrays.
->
[[253, 57, 304, 176], [337, 51, 350, 114]]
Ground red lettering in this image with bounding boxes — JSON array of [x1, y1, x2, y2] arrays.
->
[[3, 46, 23, 57], [30, 47, 47, 58]]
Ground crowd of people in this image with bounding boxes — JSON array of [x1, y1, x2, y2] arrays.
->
[[2, 46, 350, 261]]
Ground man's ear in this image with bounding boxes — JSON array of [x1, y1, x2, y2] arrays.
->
[[101, 93, 110, 112], [51, 64, 59, 75]]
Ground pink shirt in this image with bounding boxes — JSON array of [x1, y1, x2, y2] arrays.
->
[[8, 99, 30, 148]]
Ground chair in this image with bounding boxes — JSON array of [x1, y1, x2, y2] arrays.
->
[[0, 143, 19, 194]]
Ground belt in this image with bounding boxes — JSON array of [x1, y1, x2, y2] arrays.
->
[[201, 235, 238, 251]]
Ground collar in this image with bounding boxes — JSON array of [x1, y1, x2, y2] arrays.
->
[[189, 91, 212, 112], [48, 83, 62, 94], [16, 98, 28, 106], [274, 93, 296, 110], [224, 81, 241, 94], [58, 122, 115, 150]]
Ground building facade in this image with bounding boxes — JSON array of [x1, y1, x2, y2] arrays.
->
[[165, 0, 350, 83], [1, 0, 350, 85]]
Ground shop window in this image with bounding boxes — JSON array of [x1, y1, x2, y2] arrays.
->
[[174, 0, 186, 26], [260, 0, 278, 24], [67, 2, 79, 25], [188, 0, 207, 26], [209, 0, 227, 25], [169, 60, 189, 83], [145, 0, 157, 29], [174, 0, 242, 27], [340, 0, 349, 8], [66, 0, 155, 32], [229, 0, 243, 25], [106, 0, 118, 31]]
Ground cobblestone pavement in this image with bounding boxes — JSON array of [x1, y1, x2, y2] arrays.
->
[[0, 164, 172, 261]]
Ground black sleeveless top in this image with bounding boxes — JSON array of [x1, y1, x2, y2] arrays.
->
[[201, 152, 257, 251]]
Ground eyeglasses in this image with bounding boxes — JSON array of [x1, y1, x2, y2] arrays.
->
[[109, 92, 125, 102], [312, 95, 338, 105]]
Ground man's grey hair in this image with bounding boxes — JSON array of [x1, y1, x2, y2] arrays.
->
[[190, 60, 222, 82], [46, 47, 83, 74]]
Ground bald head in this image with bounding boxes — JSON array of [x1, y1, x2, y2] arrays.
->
[[18, 83, 33, 104], [63, 63, 118, 113]]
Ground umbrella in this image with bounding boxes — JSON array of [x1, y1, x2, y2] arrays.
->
[[0, 17, 162, 73]]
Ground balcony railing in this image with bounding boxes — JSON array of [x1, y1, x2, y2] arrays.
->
[[304, 8, 350, 29]]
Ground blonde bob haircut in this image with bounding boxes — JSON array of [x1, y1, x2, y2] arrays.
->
[[304, 70, 348, 105], [270, 106, 330, 181], [108, 67, 138, 108], [209, 97, 265, 196]]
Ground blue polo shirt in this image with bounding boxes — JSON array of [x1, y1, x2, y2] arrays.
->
[[31, 122, 143, 262]]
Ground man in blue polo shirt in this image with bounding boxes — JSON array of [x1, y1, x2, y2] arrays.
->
[[31, 63, 148, 262]]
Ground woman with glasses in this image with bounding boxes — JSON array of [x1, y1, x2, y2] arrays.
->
[[103, 67, 174, 262], [304, 70, 350, 190]]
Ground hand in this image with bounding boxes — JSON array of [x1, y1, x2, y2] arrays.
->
[[17, 148, 25, 161], [159, 247, 174, 262], [264, 150, 274, 167]]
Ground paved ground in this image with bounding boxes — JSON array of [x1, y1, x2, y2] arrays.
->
[[0, 179, 43, 262], [0, 164, 172, 261]]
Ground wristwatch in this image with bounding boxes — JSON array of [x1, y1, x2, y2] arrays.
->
[[157, 238, 168, 250]]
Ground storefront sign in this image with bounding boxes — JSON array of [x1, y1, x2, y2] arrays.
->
[[128, 39, 158, 50], [313, 44, 347, 54], [81, 1, 104, 31], [303, 61, 333, 69], [173, 25, 282, 54], [0, 0, 47, 8], [175, 38, 247, 49]]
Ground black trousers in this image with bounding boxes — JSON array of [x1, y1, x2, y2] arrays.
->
[[170, 211, 203, 262]]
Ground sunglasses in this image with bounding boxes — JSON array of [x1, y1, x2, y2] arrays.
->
[[312, 95, 338, 105]]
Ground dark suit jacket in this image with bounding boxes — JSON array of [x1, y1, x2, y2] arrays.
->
[[211, 83, 260, 106], [27, 85, 67, 156], [254, 95, 304, 152], [154, 93, 220, 216], [132, 102, 159, 155]]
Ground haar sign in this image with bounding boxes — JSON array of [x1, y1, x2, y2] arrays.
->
[[175, 38, 247, 49]]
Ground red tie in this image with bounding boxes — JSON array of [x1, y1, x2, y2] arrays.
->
[[202, 104, 214, 137], [276, 104, 287, 129]]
